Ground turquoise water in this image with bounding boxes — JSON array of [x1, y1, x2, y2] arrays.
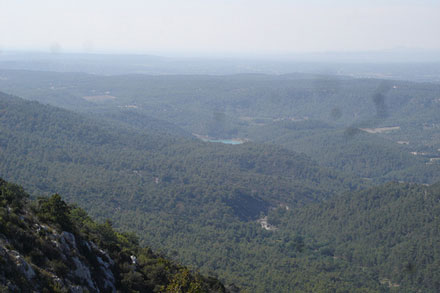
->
[[202, 138, 244, 145]]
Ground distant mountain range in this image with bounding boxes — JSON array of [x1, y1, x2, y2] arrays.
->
[[1, 50, 440, 81]]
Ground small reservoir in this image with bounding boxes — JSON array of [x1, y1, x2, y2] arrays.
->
[[193, 134, 246, 145], [202, 138, 244, 145]]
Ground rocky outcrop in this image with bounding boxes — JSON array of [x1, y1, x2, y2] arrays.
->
[[0, 179, 229, 292], [1, 220, 118, 292]]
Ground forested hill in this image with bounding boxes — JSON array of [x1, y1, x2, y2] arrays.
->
[[248, 122, 440, 184], [0, 91, 182, 150], [269, 181, 440, 292], [0, 178, 228, 292], [0, 91, 359, 209], [1, 69, 439, 184], [0, 91, 365, 291]]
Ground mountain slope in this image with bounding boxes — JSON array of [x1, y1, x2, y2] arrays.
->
[[246, 121, 440, 183], [0, 178, 227, 292], [270, 182, 440, 292]]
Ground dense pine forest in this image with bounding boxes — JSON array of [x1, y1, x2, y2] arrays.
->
[[1, 69, 439, 183], [1, 67, 440, 292]]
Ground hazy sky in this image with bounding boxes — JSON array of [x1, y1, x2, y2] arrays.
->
[[1, 0, 439, 56]]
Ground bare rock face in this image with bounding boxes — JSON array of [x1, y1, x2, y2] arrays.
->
[[0, 246, 36, 291], [11, 251, 36, 280], [57, 231, 118, 293], [96, 255, 116, 292], [72, 256, 97, 291], [0, 224, 118, 292], [60, 231, 78, 252]]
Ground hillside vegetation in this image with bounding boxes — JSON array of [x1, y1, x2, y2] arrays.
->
[[1, 69, 440, 291], [1, 70, 439, 183], [269, 182, 440, 292], [0, 92, 368, 291], [0, 178, 227, 292]]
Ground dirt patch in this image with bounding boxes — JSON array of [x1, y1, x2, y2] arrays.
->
[[82, 95, 116, 102], [359, 126, 400, 134]]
